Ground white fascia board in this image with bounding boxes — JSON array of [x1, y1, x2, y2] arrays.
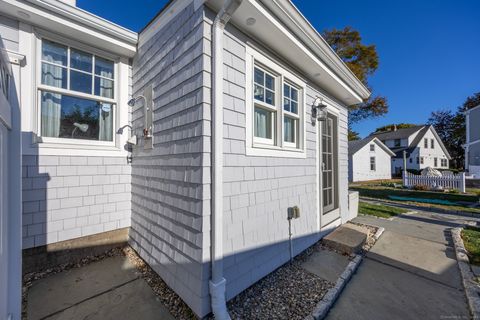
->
[[0, 0, 137, 57], [428, 126, 452, 160], [263, 0, 370, 101]]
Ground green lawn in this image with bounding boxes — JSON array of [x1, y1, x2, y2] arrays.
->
[[358, 201, 409, 219], [351, 185, 479, 203], [461, 227, 480, 265]]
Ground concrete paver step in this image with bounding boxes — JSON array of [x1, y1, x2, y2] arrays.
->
[[323, 224, 368, 255]]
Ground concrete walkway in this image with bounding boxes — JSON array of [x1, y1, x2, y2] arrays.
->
[[327, 209, 473, 320], [27, 255, 174, 320]]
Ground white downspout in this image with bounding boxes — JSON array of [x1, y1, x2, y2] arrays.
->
[[210, 0, 243, 319]]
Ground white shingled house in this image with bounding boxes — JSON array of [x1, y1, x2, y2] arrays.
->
[[348, 137, 395, 182], [370, 125, 451, 176], [465, 105, 480, 177], [0, 0, 370, 318]]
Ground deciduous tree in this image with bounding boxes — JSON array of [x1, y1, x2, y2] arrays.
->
[[374, 123, 417, 133], [323, 27, 388, 140]]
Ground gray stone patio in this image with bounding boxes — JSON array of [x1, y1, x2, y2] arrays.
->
[[26, 255, 174, 320]]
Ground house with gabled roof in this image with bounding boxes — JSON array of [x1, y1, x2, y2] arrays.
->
[[370, 125, 451, 175], [348, 136, 395, 182]]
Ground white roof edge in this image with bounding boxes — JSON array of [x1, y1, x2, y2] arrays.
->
[[263, 0, 371, 101], [371, 137, 396, 156], [23, 0, 138, 45], [427, 125, 452, 160]]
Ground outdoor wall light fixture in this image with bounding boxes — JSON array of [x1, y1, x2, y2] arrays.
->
[[312, 97, 328, 121]]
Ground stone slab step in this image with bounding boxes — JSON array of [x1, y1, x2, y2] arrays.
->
[[323, 224, 368, 255]]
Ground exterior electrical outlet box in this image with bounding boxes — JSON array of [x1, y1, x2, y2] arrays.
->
[[288, 206, 300, 219]]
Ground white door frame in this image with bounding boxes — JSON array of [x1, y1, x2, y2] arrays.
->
[[319, 111, 340, 229]]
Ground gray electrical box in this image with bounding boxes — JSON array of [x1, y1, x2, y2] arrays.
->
[[287, 206, 300, 220]]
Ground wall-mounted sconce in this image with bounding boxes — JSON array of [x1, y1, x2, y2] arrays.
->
[[311, 97, 328, 122]]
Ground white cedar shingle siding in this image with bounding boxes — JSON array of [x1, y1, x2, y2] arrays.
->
[[129, 3, 211, 317], [22, 155, 131, 249], [216, 17, 350, 300]]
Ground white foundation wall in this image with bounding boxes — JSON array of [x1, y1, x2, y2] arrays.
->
[[205, 13, 351, 301]]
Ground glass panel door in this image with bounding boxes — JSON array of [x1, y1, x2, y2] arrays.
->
[[320, 113, 339, 226]]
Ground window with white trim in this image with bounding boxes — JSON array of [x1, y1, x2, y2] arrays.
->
[[370, 156, 376, 171], [38, 39, 116, 142], [246, 47, 306, 157], [370, 144, 375, 151], [283, 82, 300, 148], [253, 66, 276, 145], [441, 158, 448, 167]]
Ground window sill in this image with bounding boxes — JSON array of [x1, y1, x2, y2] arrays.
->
[[23, 136, 128, 157], [246, 144, 306, 158]]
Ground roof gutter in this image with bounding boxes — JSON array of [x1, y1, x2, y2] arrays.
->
[[210, 0, 243, 319]]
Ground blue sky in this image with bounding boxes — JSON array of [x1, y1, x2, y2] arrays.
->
[[78, 0, 480, 138]]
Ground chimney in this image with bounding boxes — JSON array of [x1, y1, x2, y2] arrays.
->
[[59, 0, 76, 6]]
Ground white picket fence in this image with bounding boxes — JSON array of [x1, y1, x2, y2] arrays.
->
[[403, 171, 466, 193]]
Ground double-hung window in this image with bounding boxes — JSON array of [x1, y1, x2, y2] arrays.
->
[[253, 66, 276, 145], [424, 138, 428, 148], [431, 139, 434, 149], [283, 82, 300, 148], [38, 39, 116, 143], [246, 46, 306, 157], [370, 156, 376, 171], [370, 144, 375, 151]]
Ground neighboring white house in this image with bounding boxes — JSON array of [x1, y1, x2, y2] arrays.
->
[[348, 137, 395, 182], [465, 104, 480, 177], [370, 125, 451, 175], [0, 0, 371, 318]]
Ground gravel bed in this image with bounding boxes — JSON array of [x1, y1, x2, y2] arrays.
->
[[123, 246, 198, 320], [225, 243, 335, 320]]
